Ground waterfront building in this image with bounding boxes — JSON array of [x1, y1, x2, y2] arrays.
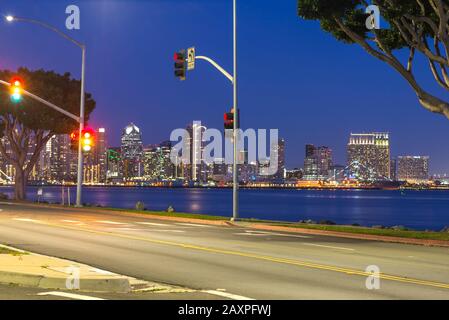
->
[[390, 158, 397, 181], [143, 141, 175, 181], [286, 168, 303, 180], [95, 128, 108, 183], [106, 147, 122, 183], [397, 156, 429, 183], [303, 144, 333, 181], [121, 123, 143, 180], [347, 133, 390, 181]]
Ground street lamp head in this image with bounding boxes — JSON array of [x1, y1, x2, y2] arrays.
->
[[5, 15, 15, 22]]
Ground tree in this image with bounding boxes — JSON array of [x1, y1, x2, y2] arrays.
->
[[298, 0, 449, 119], [0, 68, 95, 200]]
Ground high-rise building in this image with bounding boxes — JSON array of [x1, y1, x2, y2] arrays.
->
[[303, 144, 333, 181], [347, 133, 390, 181], [397, 156, 429, 183], [121, 123, 143, 179], [143, 141, 175, 181], [42, 134, 77, 183], [275, 138, 286, 180], [95, 128, 108, 183], [390, 158, 397, 181], [106, 147, 122, 183]]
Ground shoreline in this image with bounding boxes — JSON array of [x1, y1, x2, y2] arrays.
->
[[1, 184, 449, 191]]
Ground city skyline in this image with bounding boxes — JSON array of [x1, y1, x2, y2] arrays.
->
[[1, 0, 449, 174]]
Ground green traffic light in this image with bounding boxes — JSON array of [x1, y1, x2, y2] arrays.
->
[[11, 93, 22, 103]]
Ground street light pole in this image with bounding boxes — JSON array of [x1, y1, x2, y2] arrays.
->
[[76, 46, 86, 207], [232, 0, 239, 221], [6, 15, 86, 207]]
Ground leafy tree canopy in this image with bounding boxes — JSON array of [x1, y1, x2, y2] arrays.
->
[[298, 0, 449, 119]]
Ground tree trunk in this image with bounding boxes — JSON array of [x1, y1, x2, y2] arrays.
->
[[14, 168, 27, 201]]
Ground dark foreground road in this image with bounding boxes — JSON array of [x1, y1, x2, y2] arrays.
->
[[0, 202, 448, 300]]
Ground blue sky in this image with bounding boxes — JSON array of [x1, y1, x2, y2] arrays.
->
[[1, 0, 449, 174]]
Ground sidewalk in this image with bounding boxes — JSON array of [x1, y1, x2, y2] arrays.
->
[[0, 244, 178, 293]]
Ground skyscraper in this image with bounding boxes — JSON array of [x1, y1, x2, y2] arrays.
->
[[303, 144, 333, 181], [43, 134, 77, 183], [95, 128, 108, 183], [121, 123, 143, 179], [275, 138, 286, 180], [143, 141, 175, 181], [397, 156, 429, 183], [347, 133, 391, 181]]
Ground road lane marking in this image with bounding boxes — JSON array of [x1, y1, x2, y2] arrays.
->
[[154, 230, 186, 233], [234, 233, 266, 236], [136, 222, 171, 227], [302, 243, 355, 252], [176, 223, 212, 228], [96, 220, 127, 225], [37, 291, 105, 300], [13, 218, 41, 223], [62, 220, 81, 223], [202, 290, 255, 300], [244, 230, 311, 239], [29, 220, 449, 291]]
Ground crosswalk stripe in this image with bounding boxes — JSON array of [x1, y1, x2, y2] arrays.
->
[[202, 290, 255, 300], [37, 291, 105, 300]]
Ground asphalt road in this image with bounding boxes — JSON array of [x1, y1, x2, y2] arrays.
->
[[0, 202, 448, 300]]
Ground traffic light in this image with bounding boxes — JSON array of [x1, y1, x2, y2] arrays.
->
[[174, 50, 186, 81], [81, 128, 95, 153], [10, 77, 23, 103], [224, 109, 240, 130], [70, 131, 79, 151], [224, 112, 234, 130]]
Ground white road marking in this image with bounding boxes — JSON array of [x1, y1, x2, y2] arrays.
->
[[244, 230, 311, 239], [61, 220, 81, 223], [13, 218, 41, 224], [37, 291, 105, 300], [202, 290, 255, 301], [302, 243, 355, 251], [136, 222, 170, 227], [176, 223, 211, 228], [96, 220, 127, 225], [114, 228, 139, 231], [234, 233, 267, 236], [0, 244, 26, 253], [153, 229, 185, 233], [89, 267, 116, 275]]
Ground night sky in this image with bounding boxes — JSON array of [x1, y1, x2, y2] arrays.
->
[[1, 0, 449, 174]]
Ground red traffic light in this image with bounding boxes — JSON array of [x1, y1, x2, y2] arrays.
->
[[174, 50, 186, 81]]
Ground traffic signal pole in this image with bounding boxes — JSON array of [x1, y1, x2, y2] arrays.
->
[[6, 16, 87, 208], [76, 46, 86, 207], [176, 1, 240, 221], [232, 0, 239, 221]]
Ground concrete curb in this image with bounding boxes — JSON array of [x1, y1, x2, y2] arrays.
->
[[0, 243, 134, 293], [0, 270, 131, 292]]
